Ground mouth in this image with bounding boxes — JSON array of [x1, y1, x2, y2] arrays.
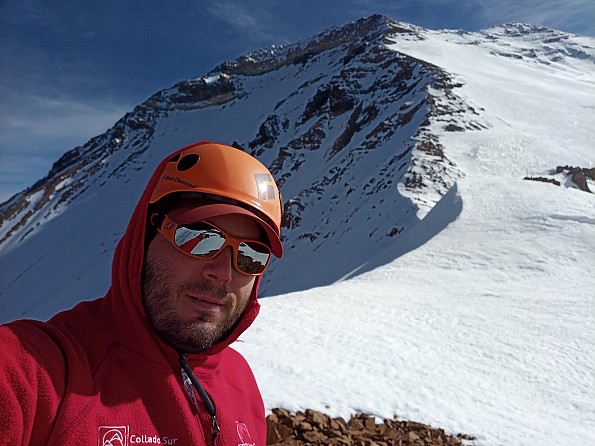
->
[[186, 293, 225, 309]]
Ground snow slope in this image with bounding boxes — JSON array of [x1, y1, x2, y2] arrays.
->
[[234, 24, 595, 446]]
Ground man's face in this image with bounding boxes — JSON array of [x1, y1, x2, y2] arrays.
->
[[142, 213, 264, 353]]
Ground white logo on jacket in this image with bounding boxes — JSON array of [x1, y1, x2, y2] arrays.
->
[[236, 421, 256, 446], [98, 426, 129, 446], [98, 425, 178, 445]]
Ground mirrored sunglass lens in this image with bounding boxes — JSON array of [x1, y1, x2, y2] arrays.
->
[[237, 242, 270, 274], [174, 225, 225, 257]]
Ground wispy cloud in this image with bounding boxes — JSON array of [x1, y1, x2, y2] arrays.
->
[[475, 0, 595, 34], [205, 1, 281, 44], [0, 95, 126, 147], [0, 90, 129, 201]]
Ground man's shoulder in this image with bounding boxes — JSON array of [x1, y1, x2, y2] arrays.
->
[[0, 319, 68, 379], [0, 298, 113, 372], [1, 319, 63, 349]]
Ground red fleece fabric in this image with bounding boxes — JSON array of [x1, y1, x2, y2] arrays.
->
[[0, 142, 266, 446]]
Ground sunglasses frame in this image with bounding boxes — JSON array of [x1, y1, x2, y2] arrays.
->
[[151, 213, 272, 276]]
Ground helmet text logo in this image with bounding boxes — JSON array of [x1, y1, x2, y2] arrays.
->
[[161, 174, 197, 189]]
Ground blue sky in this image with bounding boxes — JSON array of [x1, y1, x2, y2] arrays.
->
[[1, 0, 593, 202]]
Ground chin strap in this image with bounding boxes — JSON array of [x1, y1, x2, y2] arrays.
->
[[179, 355, 221, 445]]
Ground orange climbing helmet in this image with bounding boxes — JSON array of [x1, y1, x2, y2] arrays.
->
[[150, 141, 283, 257]]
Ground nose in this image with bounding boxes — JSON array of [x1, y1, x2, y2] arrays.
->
[[201, 246, 233, 284]]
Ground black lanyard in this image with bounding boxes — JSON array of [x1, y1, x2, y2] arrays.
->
[[179, 355, 221, 445]]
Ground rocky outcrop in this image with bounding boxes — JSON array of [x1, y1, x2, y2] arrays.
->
[[523, 166, 594, 193], [523, 176, 561, 187], [211, 15, 397, 78], [266, 408, 476, 446], [556, 165, 594, 193]]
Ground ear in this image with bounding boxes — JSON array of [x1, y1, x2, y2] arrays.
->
[[149, 212, 165, 229]]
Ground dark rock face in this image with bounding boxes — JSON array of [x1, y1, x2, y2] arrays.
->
[[523, 176, 561, 187]]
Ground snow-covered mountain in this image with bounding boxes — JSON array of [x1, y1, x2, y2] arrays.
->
[[1, 15, 594, 446], [0, 15, 473, 305]]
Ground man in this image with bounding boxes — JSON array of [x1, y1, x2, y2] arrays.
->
[[0, 141, 284, 445]]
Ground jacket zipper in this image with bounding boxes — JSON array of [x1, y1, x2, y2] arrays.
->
[[179, 355, 221, 445]]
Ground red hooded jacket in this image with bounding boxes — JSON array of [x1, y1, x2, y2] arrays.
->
[[0, 147, 267, 446]]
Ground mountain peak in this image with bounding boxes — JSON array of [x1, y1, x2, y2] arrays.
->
[[208, 14, 405, 78], [1, 16, 592, 313]]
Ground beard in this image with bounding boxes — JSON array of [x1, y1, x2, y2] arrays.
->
[[142, 253, 248, 353]]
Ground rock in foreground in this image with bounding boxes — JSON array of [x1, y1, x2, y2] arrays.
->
[[266, 408, 476, 445]]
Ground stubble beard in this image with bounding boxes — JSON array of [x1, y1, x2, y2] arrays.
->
[[142, 255, 246, 353]]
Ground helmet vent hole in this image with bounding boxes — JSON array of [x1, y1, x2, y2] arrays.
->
[[177, 154, 200, 171]]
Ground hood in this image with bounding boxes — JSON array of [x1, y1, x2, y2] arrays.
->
[[102, 141, 263, 365]]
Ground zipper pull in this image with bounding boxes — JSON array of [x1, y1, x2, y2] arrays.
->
[[211, 415, 221, 445], [179, 355, 221, 445], [180, 367, 200, 412]]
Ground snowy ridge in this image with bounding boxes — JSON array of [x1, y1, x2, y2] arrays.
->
[[481, 22, 595, 65], [1, 15, 594, 446]]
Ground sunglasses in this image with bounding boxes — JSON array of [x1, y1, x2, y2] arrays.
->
[[152, 214, 272, 276]]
